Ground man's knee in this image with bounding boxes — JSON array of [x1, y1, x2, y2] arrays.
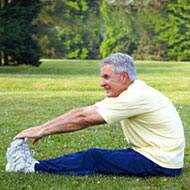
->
[[85, 148, 100, 156], [84, 148, 106, 161]]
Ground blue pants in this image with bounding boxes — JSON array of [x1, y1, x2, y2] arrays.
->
[[35, 148, 181, 177]]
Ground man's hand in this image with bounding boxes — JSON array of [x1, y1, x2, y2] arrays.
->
[[15, 126, 43, 144]]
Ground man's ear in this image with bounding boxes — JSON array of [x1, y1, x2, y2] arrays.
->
[[120, 72, 129, 82]]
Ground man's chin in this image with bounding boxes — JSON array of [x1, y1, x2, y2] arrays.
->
[[106, 93, 118, 98], [106, 93, 111, 97]]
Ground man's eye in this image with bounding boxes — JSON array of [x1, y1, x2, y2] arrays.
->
[[104, 75, 109, 79]]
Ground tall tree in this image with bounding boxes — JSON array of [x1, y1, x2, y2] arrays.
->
[[100, 1, 138, 57], [0, 0, 41, 66], [0, 0, 9, 65], [158, 0, 190, 61], [34, 0, 102, 59], [34, 0, 64, 58], [100, 0, 167, 60], [58, 0, 102, 59]]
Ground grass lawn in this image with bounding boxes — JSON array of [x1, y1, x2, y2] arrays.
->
[[0, 60, 190, 190]]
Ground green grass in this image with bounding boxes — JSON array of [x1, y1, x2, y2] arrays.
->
[[0, 60, 190, 190]]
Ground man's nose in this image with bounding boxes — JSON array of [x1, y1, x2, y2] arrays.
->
[[100, 79, 106, 87]]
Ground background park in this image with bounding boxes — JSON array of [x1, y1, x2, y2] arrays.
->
[[0, 0, 190, 189]]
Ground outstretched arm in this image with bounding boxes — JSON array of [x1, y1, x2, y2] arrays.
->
[[15, 105, 105, 144]]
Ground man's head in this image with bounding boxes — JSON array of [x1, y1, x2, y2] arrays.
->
[[100, 53, 137, 97]]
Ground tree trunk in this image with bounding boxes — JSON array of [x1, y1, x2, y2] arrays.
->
[[4, 52, 9, 65], [4, 0, 8, 6], [0, 0, 3, 8], [0, 52, 2, 65], [154, 0, 161, 10]]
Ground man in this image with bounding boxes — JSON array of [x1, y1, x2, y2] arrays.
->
[[6, 53, 185, 176]]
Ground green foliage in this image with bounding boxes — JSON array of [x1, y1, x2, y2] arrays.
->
[[58, 0, 102, 59], [0, 0, 42, 66], [132, 7, 165, 60], [100, 0, 166, 60], [34, 0, 65, 58], [0, 60, 190, 189], [2, 0, 190, 61], [100, 1, 139, 57], [158, 0, 190, 61], [100, 0, 190, 61], [35, 0, 102, 59]]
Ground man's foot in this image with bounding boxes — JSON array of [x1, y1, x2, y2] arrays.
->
[[5, 138, 39, 173]]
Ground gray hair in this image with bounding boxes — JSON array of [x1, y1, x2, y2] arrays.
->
[[100, 53, 137, 81]]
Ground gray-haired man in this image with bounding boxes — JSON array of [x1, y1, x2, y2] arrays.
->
[[6, 53, 185, 176]]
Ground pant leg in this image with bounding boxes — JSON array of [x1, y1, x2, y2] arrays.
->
[[35, 148, 182, 176]]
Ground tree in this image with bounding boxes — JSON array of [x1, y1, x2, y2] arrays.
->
[[33, 0, 64, 58], [131, 0, 167, 60], [0, 0, 9, 66], [158, 0, 190, 61], [34, 0, 102, 59], [0, 0, 41, 66], [58, 0, 102, 59], [100, 0, 167, 60], [100, 1, 139, 57]]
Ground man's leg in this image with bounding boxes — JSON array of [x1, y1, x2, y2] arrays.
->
[[35, 148, 182, 176]]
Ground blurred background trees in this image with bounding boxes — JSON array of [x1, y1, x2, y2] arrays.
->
[[157, 0, 190, 61], [0, 0, 190, 66], [0, 0, 41, 66]]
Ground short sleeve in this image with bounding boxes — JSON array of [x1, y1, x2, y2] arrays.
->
[[95, 93, 148, 124]]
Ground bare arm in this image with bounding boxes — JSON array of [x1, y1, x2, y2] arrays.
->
[[15, 105, 105, 144]]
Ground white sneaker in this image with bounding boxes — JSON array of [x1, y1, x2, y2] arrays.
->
[[5, 138, 39, 173]]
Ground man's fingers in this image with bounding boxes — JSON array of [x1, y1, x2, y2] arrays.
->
[[14, 131, 32, 140], [15, 133, 40, 145], [14, 126, 43, 144], [14, 133, 26, 139]]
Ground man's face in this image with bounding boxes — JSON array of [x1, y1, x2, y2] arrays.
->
[[100, 64, 129, 97]]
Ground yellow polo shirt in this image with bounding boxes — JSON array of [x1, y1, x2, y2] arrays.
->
[[95, 80, 185, 168]]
